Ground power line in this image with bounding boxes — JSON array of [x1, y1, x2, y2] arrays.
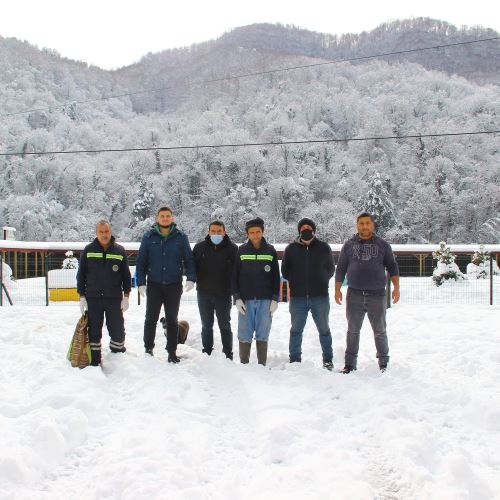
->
[[1, 130, 498, 158], [2, 37, 499, 119]]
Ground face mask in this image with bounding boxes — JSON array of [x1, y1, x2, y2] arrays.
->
[[300, 229, 314, 241], [210, 234, 223, 245]]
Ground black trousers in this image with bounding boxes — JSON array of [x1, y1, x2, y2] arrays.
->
[[144, 282, 182, 352], [197, 290, 233, 357], [87, 297, 125, 365]]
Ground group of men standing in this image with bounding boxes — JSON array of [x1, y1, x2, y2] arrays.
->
[[77, 206, 400, 372]]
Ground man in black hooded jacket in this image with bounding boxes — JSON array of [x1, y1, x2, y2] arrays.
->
[[193, 220, 238, 359], [281, 217, 335, 370]]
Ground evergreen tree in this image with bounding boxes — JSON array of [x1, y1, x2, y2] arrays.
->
[[467, 245, 500, 278], [357, 172, 397, 237], [129, 176, 154, 228], [432, 241, 466, 286], [62, 250, 78, 269]]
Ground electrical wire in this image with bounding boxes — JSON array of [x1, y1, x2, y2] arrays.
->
[[2, 37, 498, 119], [1, 130, 497, 157]]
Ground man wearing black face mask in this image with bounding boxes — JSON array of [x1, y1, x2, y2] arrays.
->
[[193, 221, 238, 359], [281, 218, 335, 370]]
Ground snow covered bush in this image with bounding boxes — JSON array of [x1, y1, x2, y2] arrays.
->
[[62, 250, 78, 270], [466, 245, 500, 279], [432, 241, 466, 286]]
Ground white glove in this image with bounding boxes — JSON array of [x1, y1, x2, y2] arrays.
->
[[79, 297, 88, 315], [138, 285, 146, 298], [121, 296, 129, 312], [235, 299, 246, 315], [184, 280, 195, 292], [270, 300, 278, 315]]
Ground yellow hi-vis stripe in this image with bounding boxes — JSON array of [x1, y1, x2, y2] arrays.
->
[[256, 255, 273, 261], [107, 254, 124, 261], [240, 254, 273, 261], [87, 252, 103, 258]]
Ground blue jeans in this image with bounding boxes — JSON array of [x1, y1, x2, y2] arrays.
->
[[237, 299, 272, 343], [345, 288, 389, 369], [289, 296, 333, 363], [197, 291, 233, 357]]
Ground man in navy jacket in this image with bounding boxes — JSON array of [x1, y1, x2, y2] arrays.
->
[[335, 213, 400, 373], [77, 219, 131, 366], [136, 206, 196, 362], [281, 218, 335, 370], [232, 217, 280, 366]]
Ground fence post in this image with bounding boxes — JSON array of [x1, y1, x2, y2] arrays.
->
[[386, 271, 392, 309], [0, 251, 3, 307], [490, 256, 494, 306], [44, 252, 49, 306]]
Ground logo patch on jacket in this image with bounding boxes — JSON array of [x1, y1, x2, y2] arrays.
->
[[112, 264, 119, 272], [264, 265, 271, 272]]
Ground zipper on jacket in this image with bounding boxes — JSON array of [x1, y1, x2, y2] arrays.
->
[[305, 245, 309, 298]]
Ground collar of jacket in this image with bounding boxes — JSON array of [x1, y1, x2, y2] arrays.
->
[[92, 235, 116, 251], [205, 233, 230, 248], [150, 223, 177, 239], [296, 235, 317, 246], [354, 233, 377, 243], [244, 236, 270, 251]]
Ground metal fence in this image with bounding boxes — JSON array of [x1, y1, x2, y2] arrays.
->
[[1, 243, 499, 306]]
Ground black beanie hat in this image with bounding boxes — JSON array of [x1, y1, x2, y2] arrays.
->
[[297, 217, 316, 233], [245, 217, 265, 232]]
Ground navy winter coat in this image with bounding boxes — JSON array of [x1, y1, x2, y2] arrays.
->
[[135, 224, 196, 286], [77, 237, 131, 299], [232, 238, 280, 302]]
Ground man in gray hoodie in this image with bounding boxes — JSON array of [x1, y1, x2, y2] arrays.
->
[[335, 213, 400, 373]]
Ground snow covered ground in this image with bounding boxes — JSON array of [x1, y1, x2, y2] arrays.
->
[[1, 300, 499, 500]]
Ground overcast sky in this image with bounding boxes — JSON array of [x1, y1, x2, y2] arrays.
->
[[1, 0, 498, 69]]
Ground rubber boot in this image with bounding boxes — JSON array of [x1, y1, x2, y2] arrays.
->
[[256, 341, 268, 366], [239, 341, 251, 364], [168, 351, 180, 363]]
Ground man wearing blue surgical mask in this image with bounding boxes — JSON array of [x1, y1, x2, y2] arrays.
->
[[193, 221, 238, 359]]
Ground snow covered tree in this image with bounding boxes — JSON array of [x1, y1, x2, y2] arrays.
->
[[62, 250, 78, 269], [129, 176, 154, 228], [432, 241, 466, 286], [466, 245, 500, 279], [357, 171, 397, 238]]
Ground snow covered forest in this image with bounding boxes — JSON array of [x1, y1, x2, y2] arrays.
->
[[0, 18, 499, 243]]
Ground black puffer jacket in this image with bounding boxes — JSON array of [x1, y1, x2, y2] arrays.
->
[[281, 237, 334, 297], [77, 237, 131, 298], [193, 234, 238, 296]]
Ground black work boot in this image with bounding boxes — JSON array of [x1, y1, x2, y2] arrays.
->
[[168, 352, 181, 363], [256, 341, 268, 366], [323, 360, 334, 371], [239, 341, 251, 364], [145, 348, 154, 356], [342, 365, 356, 374]]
